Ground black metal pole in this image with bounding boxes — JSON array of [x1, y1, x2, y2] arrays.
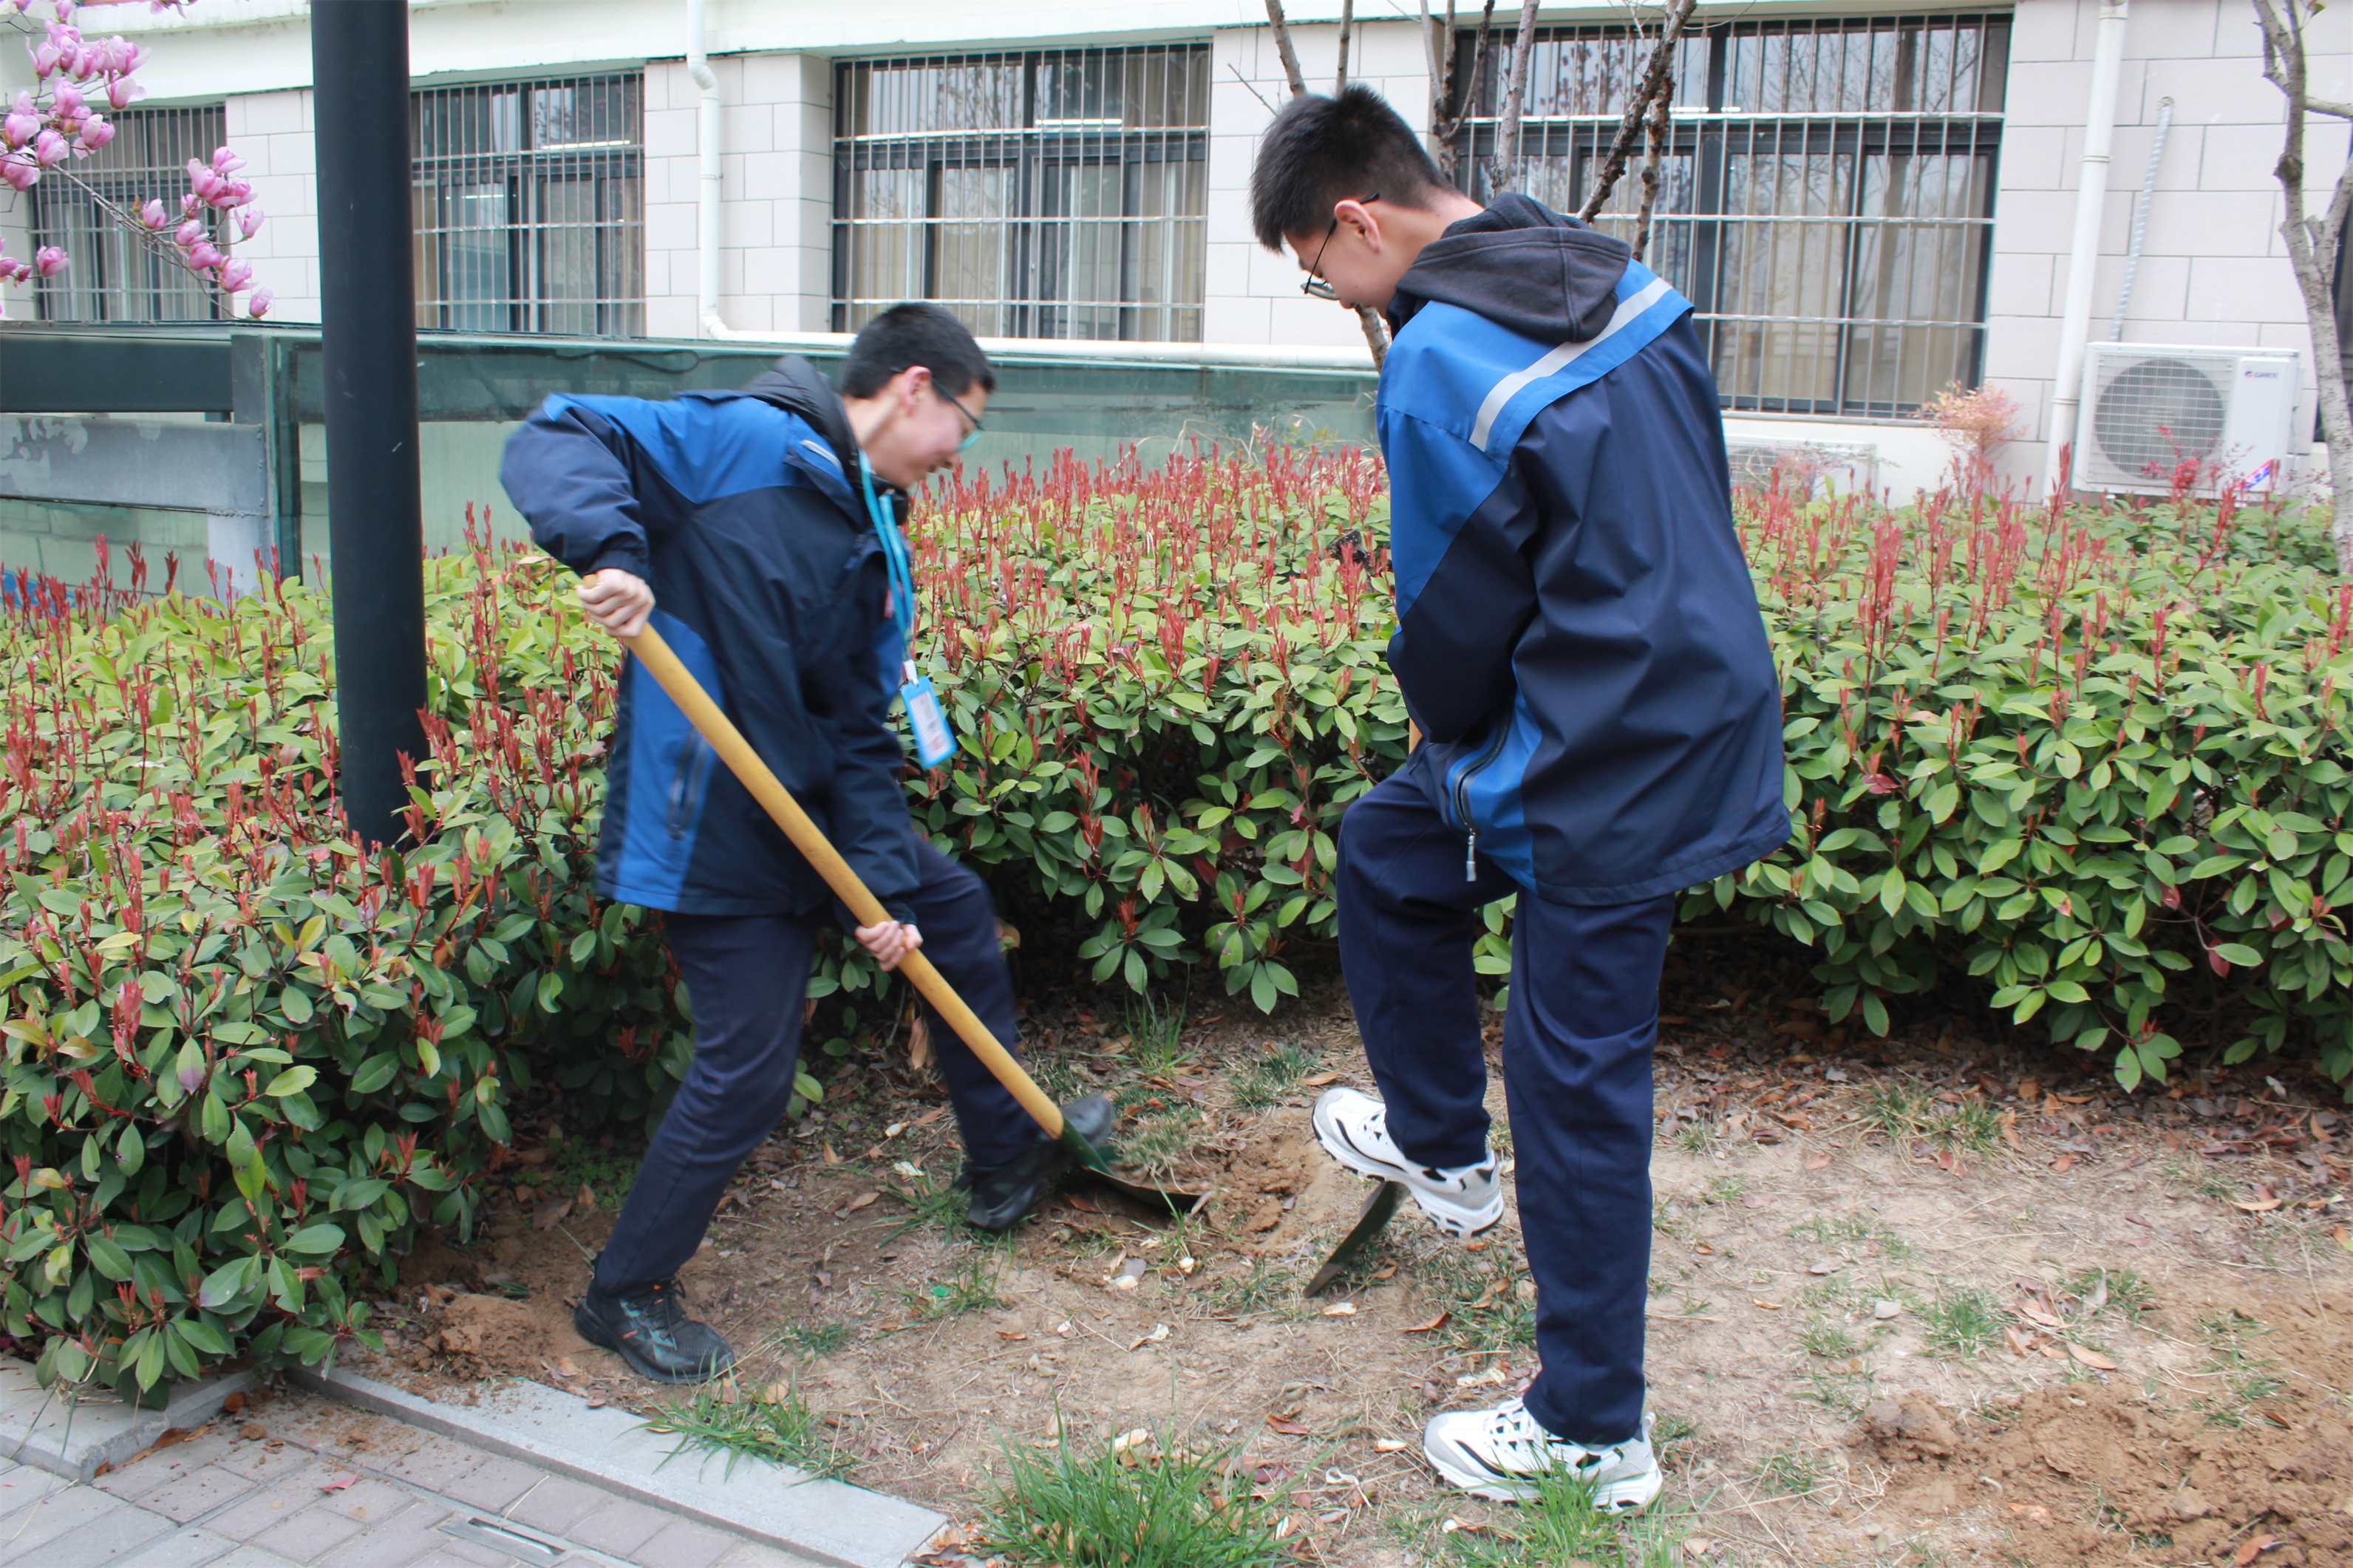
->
[[313, 1, 425, 848]]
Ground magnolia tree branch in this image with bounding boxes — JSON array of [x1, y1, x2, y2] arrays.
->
[[2251, 0, 2353, 573], [1580, 0, 1698, 223], [1423, 0, 1496, 180], [1632, 58, 1673, 262], [0, 0, 270, 318], [1264, 0, 1310, 96], [1261, 0, 1389, 366], [1491, 0, 1542, 194]]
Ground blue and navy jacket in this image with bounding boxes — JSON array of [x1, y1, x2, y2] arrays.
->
[[1380, 194, 1788, 905], [498, 358, 922, 921]]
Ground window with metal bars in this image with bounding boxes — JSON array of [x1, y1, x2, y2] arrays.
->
[[411, 73, 644, 337], [1454, 14, 2007, 418], [832, 46, 1209, 341], [30, 104, 231, 324]]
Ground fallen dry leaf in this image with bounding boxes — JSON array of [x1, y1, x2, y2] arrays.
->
[[841, 1190, 879, 1214], [2015, 1301, 2065, 1329], [532, 1197, 573, 1231], [2051, 1154, 2077, 1173], [1322, 1302, 1358, 1317], [319, 1476, 357, 1493], [2235, 1534, 2283, 1565], [1753, 1300, 1784, 1311], [1403, 1312, 1451, 1334], [1268, 1417, 1313, 1436], [2007, 1503, 2051, 1521], [2233, 1196, 2284, 1213], [2004, 1326, 2036, 1356], [1301, 1071, 1342, 1088], [1803, 1153, 1832, 1170], [821, 1142, 841, 1165], [997, 1331, 1029, 1342], [2068, 1344, 2119, 1371], [1372, 1439, 1409, 1453]]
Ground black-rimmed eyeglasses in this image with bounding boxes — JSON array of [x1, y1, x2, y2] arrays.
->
[[939, 384, 987, 452], [1302, 193, 1380, 301]]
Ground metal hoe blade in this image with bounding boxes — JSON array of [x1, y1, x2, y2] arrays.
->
[[1080, 1168, 1214, 1216], [1304, 1180, 1406, 1296]]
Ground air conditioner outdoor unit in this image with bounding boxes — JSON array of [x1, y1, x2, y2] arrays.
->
[[2072, 343, 2300, 495]]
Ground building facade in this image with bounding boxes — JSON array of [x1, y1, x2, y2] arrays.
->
[[1, 0, 2346, 498]]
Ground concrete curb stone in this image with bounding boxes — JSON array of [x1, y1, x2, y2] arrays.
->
[[1, 1356, 261, 1482], [286, 1363, 944, 1568]]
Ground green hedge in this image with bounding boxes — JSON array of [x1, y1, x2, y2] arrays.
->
[[6, 454, 2352, 1404]]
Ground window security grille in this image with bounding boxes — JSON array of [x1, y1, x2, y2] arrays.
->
[[833, 46, 1209, 342], [412, 74, 644, 336], [1454, 14, 2007, 418], [30, 104, 231, 324]]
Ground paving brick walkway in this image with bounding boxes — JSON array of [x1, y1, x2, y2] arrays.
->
[[1, 1389, 826, 1568]]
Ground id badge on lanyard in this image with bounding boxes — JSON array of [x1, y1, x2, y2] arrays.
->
[[861, 454, 957, 769]]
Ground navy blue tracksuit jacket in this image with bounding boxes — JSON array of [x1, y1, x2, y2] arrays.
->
[[1380, 194, 1788, 902], [497, 358, 921, 923]]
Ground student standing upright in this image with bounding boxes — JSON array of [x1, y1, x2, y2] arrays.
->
[[1250, 89, 1788, 1508], [500, 304, 1111, 1383]]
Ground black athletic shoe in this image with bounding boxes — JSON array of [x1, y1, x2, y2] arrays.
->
[[573, 1276, 735, 1384], [963, 1094, 1116, 1231]]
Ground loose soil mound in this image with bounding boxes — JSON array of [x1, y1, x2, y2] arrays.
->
[[1865, 1296, 2353, 1566]]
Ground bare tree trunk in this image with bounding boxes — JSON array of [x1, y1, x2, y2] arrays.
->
[[1335, 0, 1354, 93], [1262, 0, 1389, 367], [1632, 68, 1673, 262], [1424, 0, 1496, 181], [1492, 0, 1542, 194], [1580, 0, 1698, 223], [2252, 0, 2353, 573], [1264, 0, 1308, 97]]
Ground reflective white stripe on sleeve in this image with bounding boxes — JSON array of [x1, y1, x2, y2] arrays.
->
[[1468, 275, 1678, 453]]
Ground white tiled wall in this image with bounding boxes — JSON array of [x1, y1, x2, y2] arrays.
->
[[1982, 0, 2350, 489], [222, 87, 319, 324]]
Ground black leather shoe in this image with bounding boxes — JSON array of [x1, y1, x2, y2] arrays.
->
[[964, 1094, 1116, 1231], [573, 1276, 735, 1383]]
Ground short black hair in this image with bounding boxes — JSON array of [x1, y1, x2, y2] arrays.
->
[[840, 302, 996, 400], [1250, 85, 1454, 252]]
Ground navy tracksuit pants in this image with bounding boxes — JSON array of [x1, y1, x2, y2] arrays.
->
[[595, 840, 1035, 1292], [1337, 772, 1672, 1446]]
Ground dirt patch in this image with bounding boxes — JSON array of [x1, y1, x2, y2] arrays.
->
[[1863, 1296, 2353, 1566], [348, 974, 2353, 1566]]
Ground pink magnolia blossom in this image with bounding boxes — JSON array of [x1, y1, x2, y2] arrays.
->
[[75, 113, 109, 150], [219, 257, 251, 291], [245, 286, 273, 318], [236, 204, 265, 239], [185, 239, 223, 270], [104, 74, 141, 111], [209, 145, 244, 177], [138, 196, 165, 228], [30, 126, 64, 165], [1, 92, 34, 149], [28, 41, 58, 78], [172, 216, 203, 247], [179, 191, 198, 217], [51, 80, 81, 120], [0, 154, 36, 192], [33, 245, 67, 277], [215, 177, 251, 208]]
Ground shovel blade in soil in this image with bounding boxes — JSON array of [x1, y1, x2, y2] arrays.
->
[[1305, 1180, 1406, 1296], [1083, 1170, 1211, 1216]]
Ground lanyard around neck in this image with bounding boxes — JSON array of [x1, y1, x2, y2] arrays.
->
[[858, 451, 918, 650]]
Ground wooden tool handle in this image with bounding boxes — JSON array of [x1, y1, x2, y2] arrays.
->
[[613, 607, 1066, 1139]]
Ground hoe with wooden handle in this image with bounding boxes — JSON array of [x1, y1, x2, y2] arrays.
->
[[602, 596, 1202, 1214]]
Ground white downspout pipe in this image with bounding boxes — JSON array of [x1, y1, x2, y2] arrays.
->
[[687, 0, 731, 338], [2042, 0, 2132, 496]]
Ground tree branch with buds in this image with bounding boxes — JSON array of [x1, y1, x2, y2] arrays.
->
[[0, 0, 270, 319]]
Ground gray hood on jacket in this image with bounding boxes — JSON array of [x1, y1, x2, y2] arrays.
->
[[1389, 193, 1632, 345]]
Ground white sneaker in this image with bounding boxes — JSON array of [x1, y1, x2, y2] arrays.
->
[[1424, 1400, 1662, 1510], [1311, 1087, 1503, 1238]]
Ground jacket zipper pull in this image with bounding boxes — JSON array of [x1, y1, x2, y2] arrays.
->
[[1464, 830, 1478, 883]]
